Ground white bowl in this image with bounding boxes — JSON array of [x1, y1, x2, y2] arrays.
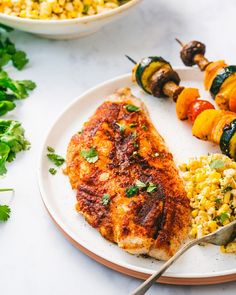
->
[[0, 0, 141, 40]]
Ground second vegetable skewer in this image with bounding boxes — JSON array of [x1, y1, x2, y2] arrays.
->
[[176, 39, 236, 112]]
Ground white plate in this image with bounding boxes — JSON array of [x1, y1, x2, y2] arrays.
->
[[38, 69, 236, 285], [0, 0, 141, 40]]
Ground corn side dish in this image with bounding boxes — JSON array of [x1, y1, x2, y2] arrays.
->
[[179, 153, 236, 254], [0, 0, 129, 20]]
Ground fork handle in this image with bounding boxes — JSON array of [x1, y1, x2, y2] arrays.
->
[[131, 239, 198, 295]]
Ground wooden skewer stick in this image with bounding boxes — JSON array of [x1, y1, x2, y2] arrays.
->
[[125, 55, 137, 65], [175, 38, 185, 47]]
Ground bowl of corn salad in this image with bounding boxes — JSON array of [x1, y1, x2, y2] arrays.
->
[[0, 0, 141, 39], [180, 153, 236, 254]]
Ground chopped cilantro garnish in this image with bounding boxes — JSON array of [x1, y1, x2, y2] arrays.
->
[[215, 198, 222, 204], [217, 213, 229, 224], [141, 125, 148, 131], [209, 159, 225, 169], [126, 186, 139, 198], [146, 183, 157, 193], [135, 180, 146, 188], [125, 104, 140, 113], [83, 4, 90, 13], [47, 153, 65, 167], [133, 142, 139, 148], [116, 123, 126, 133], [0, 204, 11, 222], [47, 146, 55, 153], [81, 147, 98, 163], [129, 123, 137, 128], [102, 194, 110, 206], [49, 168, 57, 175], [222, 186, 232, 194]]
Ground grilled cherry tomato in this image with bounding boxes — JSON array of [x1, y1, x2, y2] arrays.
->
[[188, 100, 215, 123]]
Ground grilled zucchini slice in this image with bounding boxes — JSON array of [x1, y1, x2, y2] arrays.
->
[[135, 56, 171, 94], [210, 65, 236, 97], [220, 119, 236, 159]]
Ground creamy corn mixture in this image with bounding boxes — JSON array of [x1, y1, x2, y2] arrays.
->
[[180, 153, 236, 254], [0, 0, 128, 20]]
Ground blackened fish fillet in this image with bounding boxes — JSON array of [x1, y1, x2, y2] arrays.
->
[[65, 88, 190, 260]]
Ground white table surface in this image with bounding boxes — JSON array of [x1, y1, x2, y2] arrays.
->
[[0, 0, 236, 294]]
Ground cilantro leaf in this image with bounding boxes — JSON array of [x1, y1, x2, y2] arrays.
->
[[102, 194, 110, 206], [0, 100, 15, 116], [47, 153, 65, 167], [133, 141, 139, 148], [18, 80, 36, 91], [209, 159, 225, 169], [0, 36, 28, 70], [49, 168, 57, 175], [217, 213, 229, 224], [142, 125, 148, 131], [129, 123, 137, 128], [222, 186, 232, 194], [125, 104, 140, 112], [83, 4, 90, 13], [116, 123, 126, 133], [0, 142, 10, 175], [147, 183, 157, 193], [47, 146, 55, 153], [81, 147, 98, 163], [12, 51, 29, 70], [126, 186, 139, 198], [0, 204, 11, 222], [135, 180, 146, 188]]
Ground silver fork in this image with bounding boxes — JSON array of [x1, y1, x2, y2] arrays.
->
[[131, 220, 236, 295]]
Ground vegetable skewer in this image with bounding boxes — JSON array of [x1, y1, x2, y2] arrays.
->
[[127, 55, 236, 160], [176, 39, 236, 112]]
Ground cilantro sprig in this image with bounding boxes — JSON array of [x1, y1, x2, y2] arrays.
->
[[0, 35, 28, 70], [0, 187, 14, 222], [0, 120, 30, 175], [102, 194, 110, 206], [0, 71, 36, 116]]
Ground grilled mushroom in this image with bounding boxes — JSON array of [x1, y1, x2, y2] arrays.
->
[[149, 67, 183, 101], [178, 40, 210, 70]]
